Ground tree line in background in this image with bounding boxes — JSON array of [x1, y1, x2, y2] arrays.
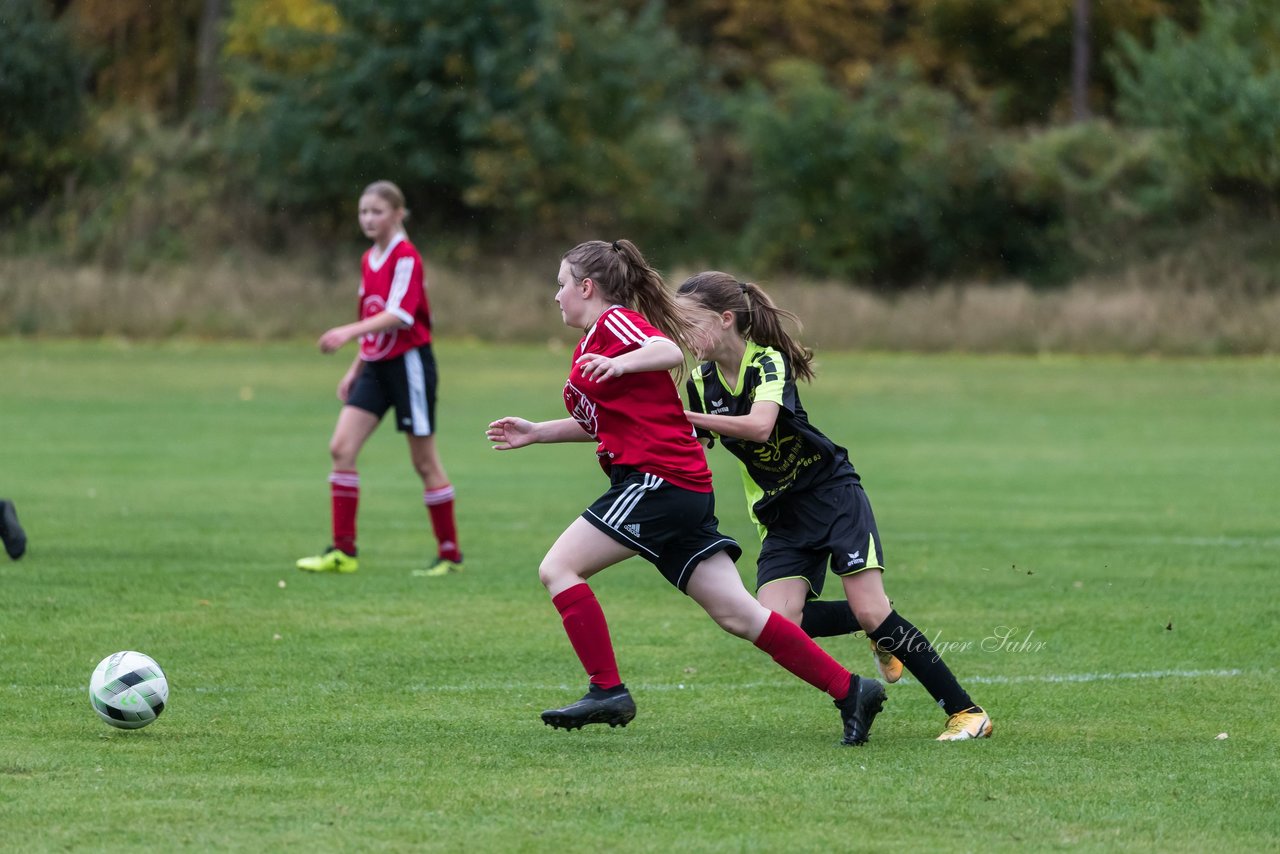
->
[[3, 0, 1279, 285]]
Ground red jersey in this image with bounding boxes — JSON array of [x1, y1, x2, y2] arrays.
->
[[358, 233, 432, 361], [563, 306, 712, 493]]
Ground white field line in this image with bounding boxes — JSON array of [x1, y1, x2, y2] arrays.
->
[[38, 666, 1258, 696], [961, 667, 1247, 686], [893, 533, 1280, 548], [398, 666, 1258, 694]]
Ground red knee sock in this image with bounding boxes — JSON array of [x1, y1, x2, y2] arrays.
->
[[552, 584, 622, 690], [423, 484, 461, 561], [754, 611, 851, 700], [329, 470, 359, 555]]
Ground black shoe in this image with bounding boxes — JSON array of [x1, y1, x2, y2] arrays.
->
[[835, 674, 886, 746], [0, 500, 26, 560], [541, 684, 637, 731]]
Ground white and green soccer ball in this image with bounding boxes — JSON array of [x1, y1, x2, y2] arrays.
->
[[89, 651, 168, 730]]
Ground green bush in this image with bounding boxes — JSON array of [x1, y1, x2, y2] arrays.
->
[[732, 61, 1005, 283], [42, 111, 248, 269], [1111, 1, 1280, 199], [999, 121, 1205, 276], [461, 2, 703, 245], [226, 0, 702, 247], [0, 0, 85, 225]]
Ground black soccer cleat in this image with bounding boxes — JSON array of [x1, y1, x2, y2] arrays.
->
[[541, 684, 637, 731], [835, 674, 886, 746], [0, 499, 26, 560]]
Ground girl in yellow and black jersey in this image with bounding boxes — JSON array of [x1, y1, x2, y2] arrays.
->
[[679, 271, 992, 741]]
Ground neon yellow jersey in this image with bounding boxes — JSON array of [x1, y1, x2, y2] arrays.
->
[[686, 340, 857, 540]]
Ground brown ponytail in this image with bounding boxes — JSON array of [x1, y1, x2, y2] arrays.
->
[[676, 271, 814, 382], [562, 239, 697, 354]]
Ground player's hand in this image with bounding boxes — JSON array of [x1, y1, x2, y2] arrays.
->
[[336, 372, 356, 403], [318, 326, 352, 354], [487, 417, 537, 450], [576, 352, 624, 382]]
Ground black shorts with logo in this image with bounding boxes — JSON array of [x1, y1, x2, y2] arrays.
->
[[582, 465, 742, 592], [756, 479, 885, 598], [346, 344, 437, 436]]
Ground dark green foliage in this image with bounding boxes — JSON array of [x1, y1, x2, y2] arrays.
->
[[1112, 0, 1280, 200], [925, 0, 1073, 124], [998, 120, 1205, 280], [730, 63, 1208, 284], [733, 62, 1006, 283], [228, 0, 702, 246], [6, 0, 1279, 287], [228, 0, 544, 228], [0, 0, 85, 223], [48, 112, 240, 269], [462, 2, 704, 246]]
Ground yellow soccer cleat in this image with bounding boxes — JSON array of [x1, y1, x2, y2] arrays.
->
[[869, 638, 904, 684], [413, 556, 464, 578], [937, 707, 993, 741], [296, 547, 359, 574]]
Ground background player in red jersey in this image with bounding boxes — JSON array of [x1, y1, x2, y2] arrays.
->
[[486, 239, 886, 745], [678, 271, 992, 740], [296, 181, 462, 577]]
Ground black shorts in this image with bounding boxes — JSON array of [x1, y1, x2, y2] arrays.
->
[[582, 466, 742, 592], [756, 480, 884, 599], [346, 344, 437, 436]]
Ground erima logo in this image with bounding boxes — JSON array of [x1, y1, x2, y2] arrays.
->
[[624, 523, 641, 537], [847, 551, 864, 567], [711, 399, 724, 407]]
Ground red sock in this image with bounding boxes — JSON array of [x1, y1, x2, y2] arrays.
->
[[423, 484, 461, 561], [552, 584, 622, 690], [329, 470, 359, 555], [754, 611, 851, 700]]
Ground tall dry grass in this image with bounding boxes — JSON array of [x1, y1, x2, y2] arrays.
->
[[1, 245, 1277, 354]]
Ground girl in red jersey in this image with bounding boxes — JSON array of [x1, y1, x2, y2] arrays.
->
[[677, 271, 992, 741], [486, 239, 885, 745], [296, 181, 462, 577]]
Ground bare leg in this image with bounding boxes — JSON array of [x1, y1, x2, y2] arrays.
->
[[757, 577, 810, 627], [406, 433, 449, 490], [329, 406, 380, 470], [538, 517, 636, 596], [840, 569, 893, 633], [684, 551, 772, 640]]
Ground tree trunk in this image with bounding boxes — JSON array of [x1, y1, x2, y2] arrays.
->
[[195, 0, 227, 119], [1072, 0, 1091, 121]]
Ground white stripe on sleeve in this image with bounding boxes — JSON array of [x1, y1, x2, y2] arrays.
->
[[386, 257, 415, 325], [604, 314, 652, 348]]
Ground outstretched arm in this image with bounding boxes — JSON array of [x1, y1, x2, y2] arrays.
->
[[576, 338, 683, 382], [318, 310, 407, 354], [487, 417, 595, 450], [685, 400, 781, 444]]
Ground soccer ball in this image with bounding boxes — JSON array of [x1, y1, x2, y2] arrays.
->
[[88, 651, 169, 730]]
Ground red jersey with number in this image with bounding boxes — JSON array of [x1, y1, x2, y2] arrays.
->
[[563, 305, 712, 492], [358, 232, 432, 362]]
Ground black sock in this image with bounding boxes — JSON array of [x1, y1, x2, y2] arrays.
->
[[800, 600, 860, 638], [867, 610, 975, 715]]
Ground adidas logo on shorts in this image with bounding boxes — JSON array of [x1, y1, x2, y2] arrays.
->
[[623, 523, 641, 537]]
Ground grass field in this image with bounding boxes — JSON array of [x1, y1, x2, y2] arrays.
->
[[1, 339, 1277, 852]]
